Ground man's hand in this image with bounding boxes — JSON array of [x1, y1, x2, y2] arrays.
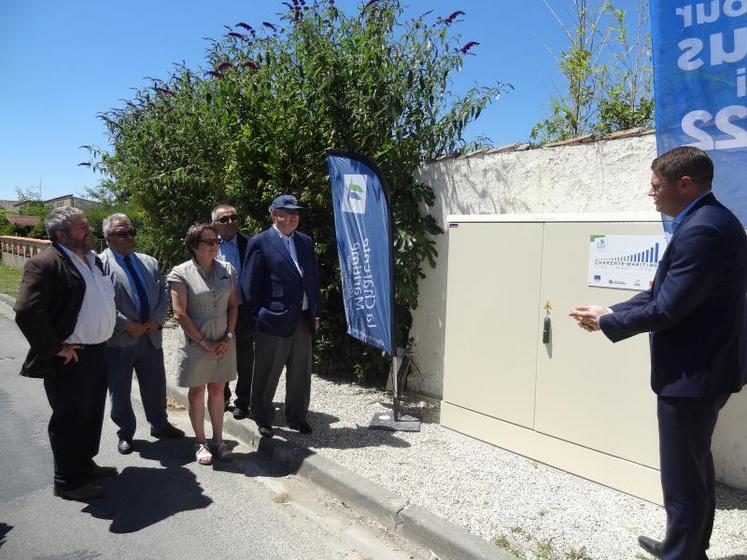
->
[[569, 305, 611, 332], [57, 344, 80, 364], [143, 321, 160, 335], [125, 321, 146, 337]]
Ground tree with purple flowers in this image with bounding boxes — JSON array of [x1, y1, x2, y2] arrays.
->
[[86, 0, 507, 383]]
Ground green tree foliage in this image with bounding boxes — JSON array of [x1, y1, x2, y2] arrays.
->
[[86, 0, 507, 383], [531, 0, 653, 144]]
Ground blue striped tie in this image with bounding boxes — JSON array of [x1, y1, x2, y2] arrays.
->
[[123, 254, 150, 323]]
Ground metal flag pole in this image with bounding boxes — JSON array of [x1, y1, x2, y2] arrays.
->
[[392, 352, 399, 420], [365, 151, 419, 432]]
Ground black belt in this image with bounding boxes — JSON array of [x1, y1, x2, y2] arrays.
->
[[75, 342, 107, 349]]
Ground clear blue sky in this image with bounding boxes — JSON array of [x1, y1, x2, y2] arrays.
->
[[0, 0, 642, 201]]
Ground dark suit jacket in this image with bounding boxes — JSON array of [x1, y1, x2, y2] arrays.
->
[[237, 231, 249, 263], [14, 244, 94, 378], [241, 227, 321, 337], [600, 193, 747, 397], [226, 232, 251, 327]]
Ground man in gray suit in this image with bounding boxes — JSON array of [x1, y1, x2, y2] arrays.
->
[[100, 213, 184, 454]]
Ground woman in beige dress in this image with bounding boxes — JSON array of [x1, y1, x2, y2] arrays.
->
[[167, 223, 237, 465]]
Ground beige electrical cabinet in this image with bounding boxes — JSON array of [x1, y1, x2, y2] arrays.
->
[[441, 213, 665, 503]]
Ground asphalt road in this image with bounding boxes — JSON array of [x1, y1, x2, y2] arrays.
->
[[0, 300, 425, 560]]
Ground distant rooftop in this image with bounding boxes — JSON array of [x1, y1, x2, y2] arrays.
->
[[12, 194, 101, 210], [5, 215, 40, 227]]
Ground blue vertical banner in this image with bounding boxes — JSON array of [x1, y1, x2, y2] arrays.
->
[[325, 150, 394, 353], [651, 1, 747, 225]]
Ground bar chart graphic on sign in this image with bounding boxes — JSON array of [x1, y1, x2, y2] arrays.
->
[[588, 234, 668, 291]]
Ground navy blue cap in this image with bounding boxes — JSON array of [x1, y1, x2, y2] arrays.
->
[[270, 194, 304, 210]]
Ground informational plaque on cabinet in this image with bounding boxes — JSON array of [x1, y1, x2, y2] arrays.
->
[[588, 234, 668, 291]]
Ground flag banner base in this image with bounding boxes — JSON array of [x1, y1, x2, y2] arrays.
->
[[367, 411, 421, 432]]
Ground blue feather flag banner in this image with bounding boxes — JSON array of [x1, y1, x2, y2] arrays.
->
[[325, 150, 394, 354], [651, 1, 747, 225]]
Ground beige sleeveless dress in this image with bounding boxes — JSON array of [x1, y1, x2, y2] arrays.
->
[[167, 258, 237, 387]]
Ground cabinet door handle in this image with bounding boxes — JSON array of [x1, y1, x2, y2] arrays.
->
[[542, 313, 551, 344]]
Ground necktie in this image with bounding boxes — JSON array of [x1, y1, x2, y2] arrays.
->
[[123, 254, 150, 323]]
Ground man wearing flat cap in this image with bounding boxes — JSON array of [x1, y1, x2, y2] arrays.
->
[[240, 194, 321, 438]]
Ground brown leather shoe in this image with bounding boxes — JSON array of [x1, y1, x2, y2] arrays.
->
[[54, 482, 105, 502]]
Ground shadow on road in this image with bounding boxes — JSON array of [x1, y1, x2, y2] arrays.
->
[[82, 438, 212, 534], [82, 464, 211, 534], [0, 523, 11, 549]]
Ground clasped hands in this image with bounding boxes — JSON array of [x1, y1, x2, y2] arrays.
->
[[199, 336, 232, 357], [568, 305, 611, 332], [125, 320, 161, 338]]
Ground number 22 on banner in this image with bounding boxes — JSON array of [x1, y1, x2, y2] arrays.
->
[[682, 105, 747, 150]]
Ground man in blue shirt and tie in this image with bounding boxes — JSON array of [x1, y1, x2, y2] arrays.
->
[[211, 203, 254, 418], [100, 213, 184, 455]]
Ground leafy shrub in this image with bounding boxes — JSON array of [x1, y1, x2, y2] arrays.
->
[[87, 0, 506, 383]]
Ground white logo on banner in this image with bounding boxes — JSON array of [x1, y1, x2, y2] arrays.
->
[[342, 174, 367, 214]]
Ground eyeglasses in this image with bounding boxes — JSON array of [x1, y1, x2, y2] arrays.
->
[[198, 238, 221, 246], [110, 229, 137, 239], [215, 214, 239, 224]]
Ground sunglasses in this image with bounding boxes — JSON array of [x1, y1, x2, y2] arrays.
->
[[198, 238, 221, 246], [215, 214, 239, 224], [110, 229, 137, 239]]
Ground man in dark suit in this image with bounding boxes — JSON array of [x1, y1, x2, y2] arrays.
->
[[211, 203, 254, 418], [570, 146, 747, 560], [241, 194, 321, 438], [100, 213, 184, 455], [15, 207, 118, 502]]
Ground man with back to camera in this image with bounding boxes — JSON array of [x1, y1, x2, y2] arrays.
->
[[241, 194, 321, 438], [570, 146, 747, 560], [211, 203, 255, 419], [100, 213, 184, 455], [15, 207, 118, 502]]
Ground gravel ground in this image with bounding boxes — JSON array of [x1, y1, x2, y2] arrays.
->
[[162, 325, 747, 560]]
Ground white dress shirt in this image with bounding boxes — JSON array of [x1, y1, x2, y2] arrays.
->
[[60, 245, 116, 344]]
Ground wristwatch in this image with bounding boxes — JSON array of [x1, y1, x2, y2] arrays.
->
[[225, 332, 234, 340]]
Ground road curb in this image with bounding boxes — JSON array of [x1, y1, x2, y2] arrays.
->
[[0, 293, 17, 309], [165, 382, 514, 560]]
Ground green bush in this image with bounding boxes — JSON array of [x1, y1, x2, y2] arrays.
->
[[88, 0, 506, 383]]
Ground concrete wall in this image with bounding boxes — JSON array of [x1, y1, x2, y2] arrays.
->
[[1, 236, 51, 270], [407, 131, 747, 491]]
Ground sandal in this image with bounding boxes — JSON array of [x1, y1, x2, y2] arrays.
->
[[195, 442, 213, 465], [211, 440, 232, 462]]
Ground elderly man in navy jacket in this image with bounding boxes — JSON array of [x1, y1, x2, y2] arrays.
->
[[241, 194, 321, 438], [570, 146, 747, 560]]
